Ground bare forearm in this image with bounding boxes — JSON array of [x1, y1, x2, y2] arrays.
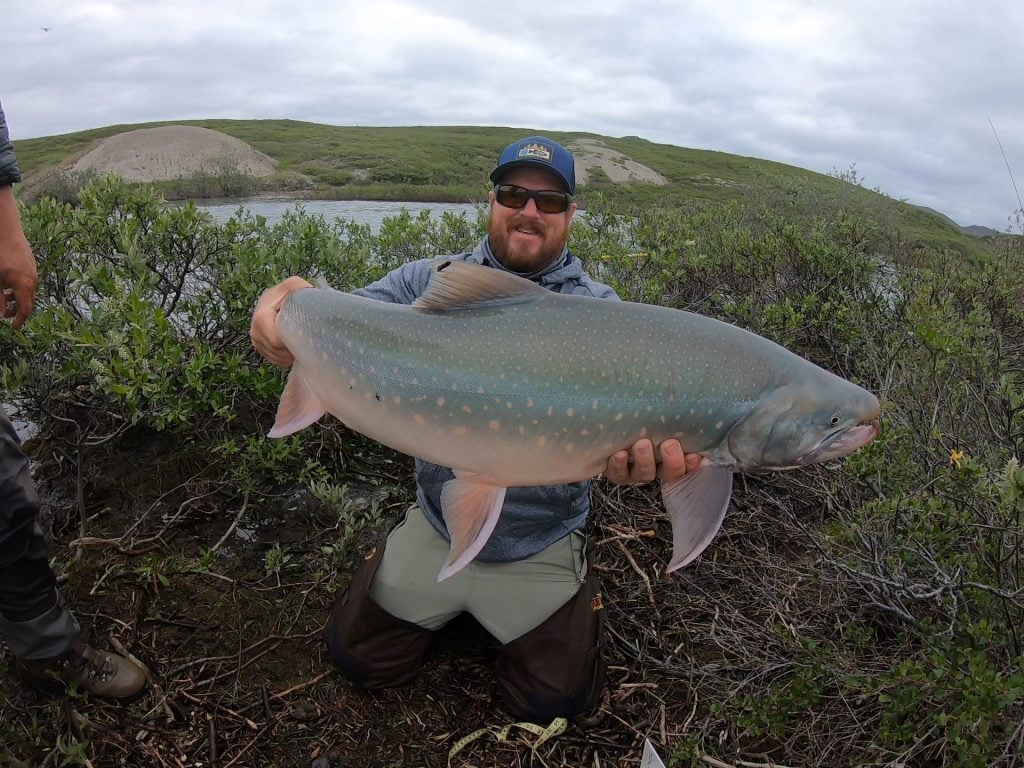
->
[[0, 184, 38, 328]]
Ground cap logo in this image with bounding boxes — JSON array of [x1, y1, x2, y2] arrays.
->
[[517, 142, 553, 164]]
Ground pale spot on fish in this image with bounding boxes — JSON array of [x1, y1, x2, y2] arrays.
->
[[455, 426, 468, 436], [463, 405, 472, 414], [614, 413, 623, 421], [564, 443, 575, 453], [478, 386, 486, 394], [547, 406, 554, 417], [592, 400, 599, 410], [393, 396, 401, 405], [567, 408, 575, 418], [506, 402, 514, 409], [437, 397, 446, 407], [489, 420, 500, 431], [537, 435, 547, 447], [414, 413, 425, 425], [527, 397, 534, 408], [715, 420, 724, 429]]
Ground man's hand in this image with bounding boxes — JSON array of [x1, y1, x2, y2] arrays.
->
[[0, 185, 37, 329], [249, 276, 313, 367], [604, 438, 701, 486]]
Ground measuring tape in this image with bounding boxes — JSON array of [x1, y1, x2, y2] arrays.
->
[[447, 717, 568, 765]]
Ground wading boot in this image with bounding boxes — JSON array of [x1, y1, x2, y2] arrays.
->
[[19, 641, 148, 702]]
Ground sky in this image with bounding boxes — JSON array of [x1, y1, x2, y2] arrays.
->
[[2, 0, 1022, 230]]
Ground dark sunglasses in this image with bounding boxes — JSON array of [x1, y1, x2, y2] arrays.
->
[[494, 184, 573, 214]]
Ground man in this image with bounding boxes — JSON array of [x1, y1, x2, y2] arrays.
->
[[0, 99, 147, 700], [250, 136, 697, 723]]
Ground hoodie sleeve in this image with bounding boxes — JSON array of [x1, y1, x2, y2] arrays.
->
[[352, 258, 439, 305], [0, 100, 24, 187], [569, 275, 619, 300]]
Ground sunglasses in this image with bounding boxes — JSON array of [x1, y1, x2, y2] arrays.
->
[[493, 184, 574, 214]]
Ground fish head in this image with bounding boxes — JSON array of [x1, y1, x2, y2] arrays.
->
[[727, 376, 881, 471]]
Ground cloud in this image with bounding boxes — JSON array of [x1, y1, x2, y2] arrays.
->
[[3, 0, 1022, 228]]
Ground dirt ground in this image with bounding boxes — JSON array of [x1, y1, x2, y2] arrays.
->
[[0, 419, 826, 768], [70, 126, 279, 182]]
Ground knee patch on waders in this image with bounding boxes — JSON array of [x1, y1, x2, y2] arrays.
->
[[493, 567, 606, 724], [323, 542, 434, 689]]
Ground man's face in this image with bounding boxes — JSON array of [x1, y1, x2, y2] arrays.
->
[[487, 166, 577, 273]]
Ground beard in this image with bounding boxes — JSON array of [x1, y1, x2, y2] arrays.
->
[[487, 217, 564, 273]]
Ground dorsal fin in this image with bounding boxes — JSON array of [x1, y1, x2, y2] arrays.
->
[[412, 259, 548, 312]]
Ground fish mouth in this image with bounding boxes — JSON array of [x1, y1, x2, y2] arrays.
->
[[799, 418, 881, 465]]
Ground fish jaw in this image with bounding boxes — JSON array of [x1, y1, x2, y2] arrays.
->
[[799, 418, 880, 465]]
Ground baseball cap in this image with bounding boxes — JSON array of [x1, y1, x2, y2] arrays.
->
[[489, 136, 576, 195]]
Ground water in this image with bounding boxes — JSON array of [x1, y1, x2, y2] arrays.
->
[[193, 198, 484, 230], [3, 400, 37, 442]]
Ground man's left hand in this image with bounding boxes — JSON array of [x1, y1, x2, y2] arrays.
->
[[604, 438, 701, 486]]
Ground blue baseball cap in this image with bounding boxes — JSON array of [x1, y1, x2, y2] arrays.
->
[[490, 136, 576, 195]]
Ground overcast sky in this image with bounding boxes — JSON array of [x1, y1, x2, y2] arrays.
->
[[3, 0, 1021, 229]]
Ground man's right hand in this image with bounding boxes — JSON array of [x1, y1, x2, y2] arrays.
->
[[249, 276, 312, 367]]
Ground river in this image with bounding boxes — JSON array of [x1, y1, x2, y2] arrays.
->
[[193, 198, 484, 230]]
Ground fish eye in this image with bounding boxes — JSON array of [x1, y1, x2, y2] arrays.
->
[[829, 412, 841, 426]]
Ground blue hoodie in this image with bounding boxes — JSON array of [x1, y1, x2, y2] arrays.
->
[[354, 237, 619, 561]]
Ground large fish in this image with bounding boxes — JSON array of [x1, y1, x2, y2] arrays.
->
[[269, 260, 880, 581]]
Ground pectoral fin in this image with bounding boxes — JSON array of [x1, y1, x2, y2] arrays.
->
[[268, 366, 326, 438], [661, 464, 734, 572], [437, 472, 507, 582]]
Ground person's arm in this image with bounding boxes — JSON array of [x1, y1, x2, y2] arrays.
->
[[0, 184, 37, 329]]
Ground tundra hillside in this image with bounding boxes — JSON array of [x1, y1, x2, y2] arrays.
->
[[11, 120, 1009, 253], [1, 133, 1022, 765]]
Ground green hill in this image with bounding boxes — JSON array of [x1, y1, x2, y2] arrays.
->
[[11, 119, 1001, 256]]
